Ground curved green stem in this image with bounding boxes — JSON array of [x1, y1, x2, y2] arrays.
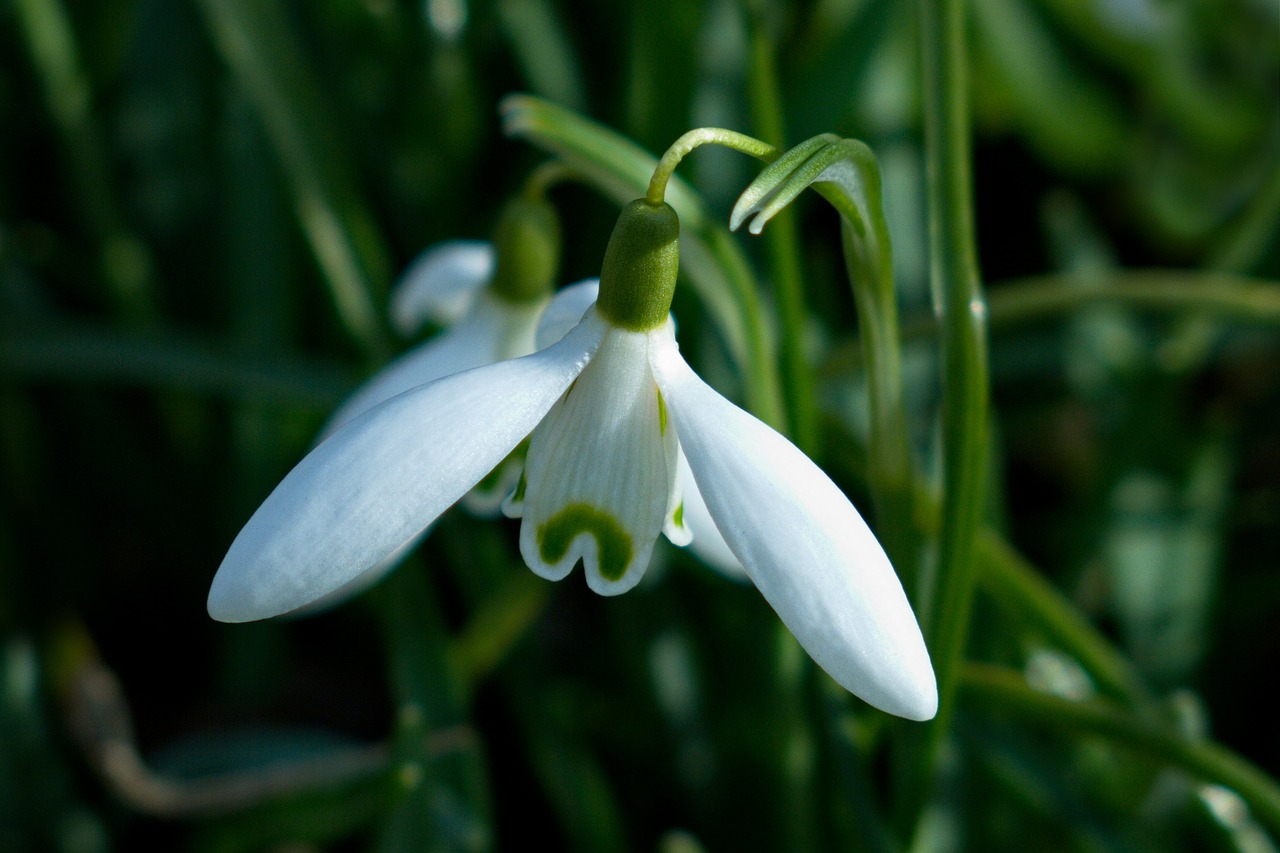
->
[[502, 96, 787, 428], [975, 531, 1149, 705], [521, 160, 579, 203], [962, 664, 1280, 834], [197, 0, 393, 360], [646, 129, 779, 205]]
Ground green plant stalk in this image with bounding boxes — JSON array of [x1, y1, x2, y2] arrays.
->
[[196, 0, 392, 360], [975, 531, 1148, 705], [1211, 146, 1280, 273], [832, 271, 1280, 369], [988, 271, 1280, 328], [376, 566, 494, 852], [451, 572, 551, 688], [962, 664, 1280, 834], [646, 128, 780, 205], [909, 0, 990, 824], [12, 0, 156, 323], [747, 25, 819, 453], [501, 96, 786, 428]]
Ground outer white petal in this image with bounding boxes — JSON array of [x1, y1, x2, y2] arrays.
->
[[676, 452, 748, 581], [208, 313, 607, 623], [518, 323, 670, 596], [319, 292, 545, 440], [650, 341, 937, 721], [535, 279, 600, 349], [459, 445, 526, 516], [391, 241, 495, 335], [284, 532, 424, 617]]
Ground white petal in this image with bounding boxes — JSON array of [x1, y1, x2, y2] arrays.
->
[[319, 292, 545, 440], [459, 443, 526, 516], [651, 341, 937, 720], [676, 452, 748, 580], [518, 324, 671, 596], [284, 531, 426, 617], [391, 241, 496, 335], [208, 313, 607, 623], [535, 279, 600, 349]]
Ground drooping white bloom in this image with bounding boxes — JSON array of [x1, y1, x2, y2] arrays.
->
[[282, 239, 545, 615], [320, 240, 543, 516], [325, 242, 537, 437], [252, 238, 740, 615], [208, 200, 934, 719]]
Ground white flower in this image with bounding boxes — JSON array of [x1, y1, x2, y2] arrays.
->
[[280, 239, 545, 616], [208, 200, 935, 720], [320, 240, 543, 515], [325, 241, 535, 430]]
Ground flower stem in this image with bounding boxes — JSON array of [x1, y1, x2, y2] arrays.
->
[[905, 0, 990, 828], [987, 270, 1280, 329], [975, 531, 1149, 705], [376, 565, 495, 849], [501, 96, 788, 428], [521, 159, 579, 202], [746, 22, 819, 453], [961, 663, 1280, 834], [646, 129, 779, 206]]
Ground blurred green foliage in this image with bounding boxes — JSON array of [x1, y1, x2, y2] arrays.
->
[[1, 0, 1278, 850]]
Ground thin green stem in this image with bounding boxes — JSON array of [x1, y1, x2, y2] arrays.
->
[[376, 566, 494, 851], [501, 96, 788, 428], [975, 531, 1149, 705], [197, 0, 392, 360], [962, 664, 1280, 834], [988, 270, 1280, 328], [907, 0, 990, 828], [12, 0, 156, 324], [522, 160, 579, 202], [646, 129, 779, 205], [747, 24, 818, 452], [1210, 144, 1280, 273], [451, 573, 552, 689]]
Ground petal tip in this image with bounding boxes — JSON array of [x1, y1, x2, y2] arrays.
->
[[893, 676, 939, 722], [863, 654, 938, 721], [206, 578, 256, 624]]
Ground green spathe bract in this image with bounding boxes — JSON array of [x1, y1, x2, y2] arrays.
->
[[538, 502, 635, 582], [489, 196, 561, 304], [596, 199, 680, 331]]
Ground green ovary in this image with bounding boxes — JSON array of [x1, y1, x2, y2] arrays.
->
[[538, 503, 634, 581]]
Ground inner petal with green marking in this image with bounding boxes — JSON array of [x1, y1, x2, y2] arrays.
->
[[515, 323, 682, 595], [537, 503, 634, 582]]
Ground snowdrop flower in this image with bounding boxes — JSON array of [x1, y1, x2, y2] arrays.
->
[[321, 199, 558, 511], [209, 199, 935, 720]]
